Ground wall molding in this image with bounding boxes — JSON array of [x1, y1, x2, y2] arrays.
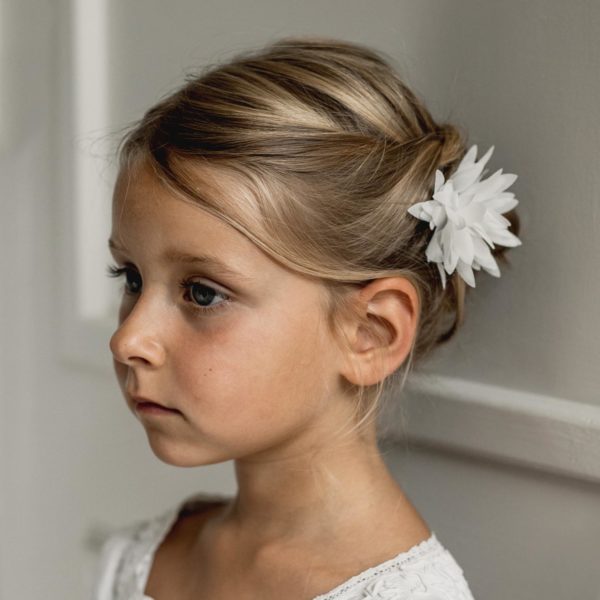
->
[[378, 373, 600, 485], [58, 0, 116, 371]]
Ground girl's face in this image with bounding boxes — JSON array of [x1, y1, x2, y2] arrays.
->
[[109, 160, 347, 466]]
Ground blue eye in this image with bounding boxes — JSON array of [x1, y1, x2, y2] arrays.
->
[[179, 279, 230, 314], [105, 263, 230, 315]]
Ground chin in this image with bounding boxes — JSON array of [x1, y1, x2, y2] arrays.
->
[[145, 434, 230, 468]]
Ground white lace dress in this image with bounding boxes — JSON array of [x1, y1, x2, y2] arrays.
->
[[92, 492, 476, 600]]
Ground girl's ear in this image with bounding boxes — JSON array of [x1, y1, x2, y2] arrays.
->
[[338, 277, 420, 387]]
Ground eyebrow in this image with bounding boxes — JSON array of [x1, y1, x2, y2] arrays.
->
[[108, 238, 253, 283]]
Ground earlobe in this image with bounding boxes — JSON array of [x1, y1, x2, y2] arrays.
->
[[339, 277, 420, 387]]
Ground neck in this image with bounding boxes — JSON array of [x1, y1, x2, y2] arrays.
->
[[222, 417, 405, 546]]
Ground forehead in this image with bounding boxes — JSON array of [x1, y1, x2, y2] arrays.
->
[[112, 159, 235, 226], [110, 160, 270, 272]]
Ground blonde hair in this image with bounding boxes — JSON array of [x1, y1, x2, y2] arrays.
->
[[115, 36, 520, 441]]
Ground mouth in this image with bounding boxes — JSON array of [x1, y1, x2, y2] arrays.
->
[[131, 396, 181, 415]]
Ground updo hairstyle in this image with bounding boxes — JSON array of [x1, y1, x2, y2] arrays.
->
[[115, 37, 520, 436]]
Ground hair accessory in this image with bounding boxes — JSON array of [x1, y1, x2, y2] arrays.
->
[[407, 144, 522, 289]]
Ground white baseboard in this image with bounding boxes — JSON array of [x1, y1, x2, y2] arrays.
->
[[378, 373, 600, 484]]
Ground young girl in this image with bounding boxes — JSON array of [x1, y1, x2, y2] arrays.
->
[[93, 36, 521, 600]]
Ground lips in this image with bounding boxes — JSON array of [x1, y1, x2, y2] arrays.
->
[[131, 395, 179, 412]]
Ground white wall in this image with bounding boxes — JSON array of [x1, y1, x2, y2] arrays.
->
[[1, 1, 599, 599]]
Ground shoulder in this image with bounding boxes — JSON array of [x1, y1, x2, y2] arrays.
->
[[316, 533, 476, 600], [90, 491, 232, 600]]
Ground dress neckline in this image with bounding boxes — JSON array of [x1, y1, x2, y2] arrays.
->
[[139, 491, 441, 600]]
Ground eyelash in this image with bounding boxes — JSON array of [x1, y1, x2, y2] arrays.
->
[[105, 263, 231, 315]]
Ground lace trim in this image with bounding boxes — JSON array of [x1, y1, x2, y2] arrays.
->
[[312, 533, 443, 600]]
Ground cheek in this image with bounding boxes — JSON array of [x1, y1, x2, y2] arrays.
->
[[174, 307, 329, 428]]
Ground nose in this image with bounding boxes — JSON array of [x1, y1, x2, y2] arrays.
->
[[109, 300, 167, 368]]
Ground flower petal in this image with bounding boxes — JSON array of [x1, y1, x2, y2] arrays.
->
[[446, 206, 466, 229], [485, 211, 512, 229], [440, 226, 459, 273], [461, 200, 487, 226], [407, 201, 433, 221], [425, 232, 444, 262], [484, 192, 519, 213], [490, 227, 522, 247], [471, 170, 517, 201], [469, 222, 495, 247], [456, 260, 476, 287], [434, 170, 445, 193], [437, 262, 447, 289], [454, 227, 475, 265], [473, 238, 500, 275], [452, 145, 494, 193], [461, 144, 478, 166], [431, 203, 448, 228], [433, 182, 455, 207]]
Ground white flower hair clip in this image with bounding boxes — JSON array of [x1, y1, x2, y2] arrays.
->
[[407, 144, 522, 289]]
